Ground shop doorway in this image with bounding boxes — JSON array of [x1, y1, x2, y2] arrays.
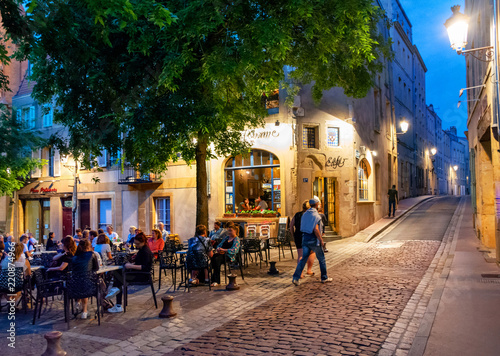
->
[[312, 177, 336, 231], [61, 197, 73, 237], [79, 199, 91, 230], [25, 200, 41, 240], [41, 200, 50, 244]]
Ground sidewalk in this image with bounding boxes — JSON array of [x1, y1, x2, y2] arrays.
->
[[420, 199, 500, 356]]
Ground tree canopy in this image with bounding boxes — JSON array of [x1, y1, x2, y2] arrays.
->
[[2, 0, 391, 225]]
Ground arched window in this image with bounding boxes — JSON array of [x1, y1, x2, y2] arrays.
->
[[224, 149, 281, 213], [358, 159, 370, 201]]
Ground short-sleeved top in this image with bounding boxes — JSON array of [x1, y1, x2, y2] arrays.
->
[[147, 238, 165, 254], [388, 188, 398, 202], [94, 243, 112, 263], [257, 200, 268, 210], [209, 228, 224, 241], [107, 232, 119, 243], [46, 238, 56, 250], [160, 229, 168, 241], [292, 211, 304, 240]]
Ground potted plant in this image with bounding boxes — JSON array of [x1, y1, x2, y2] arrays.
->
[[237, 210, 251, 218], [252, 210, 263, 218], [223, 210, 236, 218], [262, 210, 278, 217]]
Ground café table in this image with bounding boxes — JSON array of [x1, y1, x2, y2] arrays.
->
[[32, 250, 57, 256]]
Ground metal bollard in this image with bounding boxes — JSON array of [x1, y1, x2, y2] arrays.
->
[[41, 331, 67, 356], [267, 261, 279, 275], [226, 274, 240, 290], [159, 295, 177, 318]]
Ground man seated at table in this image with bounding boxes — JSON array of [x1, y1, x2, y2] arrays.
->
[[252, 195, 268, 211], [1, 242, 31, 306], [187, 225, 213, 285], [105, 232, 153, 313], [20, 235, 32, 259], [208, 221, 224, 241]]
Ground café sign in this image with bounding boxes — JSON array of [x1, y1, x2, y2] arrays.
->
[[30, 187, 57, 194]]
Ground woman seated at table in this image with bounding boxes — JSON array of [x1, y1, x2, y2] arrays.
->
[[72, 239, 99, 319], [105, 232, 153, 313], [94, 234, 113, 265], [210, 222, 240, 287], [126, 226, 137, 246], [147, 229, 165, 258], [187, 224, 213, 285], [47, 236, 76, 279], [45, 232, 58, 251], [0, 242, 31, 305]]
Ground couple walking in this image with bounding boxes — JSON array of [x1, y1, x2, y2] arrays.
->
[[292, 197, 332, 286]]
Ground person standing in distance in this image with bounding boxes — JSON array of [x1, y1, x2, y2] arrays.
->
[[292, 197, 332, 285], [388, 184, 399, 218]]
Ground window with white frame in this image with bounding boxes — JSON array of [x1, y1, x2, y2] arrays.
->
[[28, 106, 35, 129], [43, 105, 53, 127], [98, 199, 112, 229], [327, 127, 339, 147], [155, 197, 171, 232], [358, 159, 370, 201]]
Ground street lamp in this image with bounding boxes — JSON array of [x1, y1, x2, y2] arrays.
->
[[430, 147, 437, 156], [397, 121, 409, 135], [445, 5, 494, 61], [453, 165, 458, 171]]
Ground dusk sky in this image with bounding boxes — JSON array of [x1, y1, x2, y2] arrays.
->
[[399, 0, 468, 137]]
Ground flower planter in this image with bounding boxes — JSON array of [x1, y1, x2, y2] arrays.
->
[[263, 214, 278, 218], [237, 213, 251, 218], [252, 213, 263, 218], [223, 214, 236, 218]]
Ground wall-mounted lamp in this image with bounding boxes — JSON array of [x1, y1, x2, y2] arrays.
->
[[60, 155, 68, 164], [396, 121, 409, 135], [457, 99, 480, 108], [453, 165, 459, 171], [372, 151, 378, 157], [459, 84, 486, 97], [430, 147, 437, 156], [445, 5, 494, 61]]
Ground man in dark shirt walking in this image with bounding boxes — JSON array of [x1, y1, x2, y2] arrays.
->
[[388, 185, 398, 217]]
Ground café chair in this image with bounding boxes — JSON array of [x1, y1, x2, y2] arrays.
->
[[66, 270, 101, 326], [32, 269, 67, 325], [242, 238, 266, 269], [157, 251, 184, 290], [185, 250, 211, 292], [0, 267, 28, 313], [123, 268, 157, 312]]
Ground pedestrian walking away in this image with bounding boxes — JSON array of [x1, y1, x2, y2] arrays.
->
[[388, 184, 398, 217], [292, 197, 332, 285]]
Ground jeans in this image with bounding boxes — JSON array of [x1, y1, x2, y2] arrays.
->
[[389, 200, 396, 216], [292, 239, 328, 281]]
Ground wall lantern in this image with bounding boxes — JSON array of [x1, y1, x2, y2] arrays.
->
[[445, 5, 493, 61], [397, 121, 409, 135], [453, 165, 459, 171], [430, 147, 437, 156]]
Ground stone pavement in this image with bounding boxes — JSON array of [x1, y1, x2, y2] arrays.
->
[[1, 195, 460, 356]]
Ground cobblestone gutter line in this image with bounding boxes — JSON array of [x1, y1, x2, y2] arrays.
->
[[89, 241, 369, 356], [377, 197, 466, 356]]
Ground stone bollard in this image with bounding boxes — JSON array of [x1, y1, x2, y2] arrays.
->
[[41, 331, 67, 356], [267, 261, 279, 275], [226, 274, 240, 290], [159, 295, 177, 318]]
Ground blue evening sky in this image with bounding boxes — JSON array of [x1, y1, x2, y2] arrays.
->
[[399, 0, 468, 137]]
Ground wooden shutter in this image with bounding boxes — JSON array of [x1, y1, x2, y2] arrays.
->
[[53, 149, 61, 177], [32, 149, 42, 178]]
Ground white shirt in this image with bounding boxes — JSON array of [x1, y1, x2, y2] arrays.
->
[[94, 244, 112, 263], [107, 232, 119, 243]]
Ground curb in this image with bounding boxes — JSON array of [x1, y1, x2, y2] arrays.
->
[[364, 196, 436, 243]]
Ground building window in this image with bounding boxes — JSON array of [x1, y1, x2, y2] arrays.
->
[[98, 199, 112, 229], [49, 147, 54, 177], [303, 126, 317, 148], [224, 149, 281, 213], [327, 127, 339, 147], [155, 197, 171, 232], [43, 105, 53, 127], [265, 89, 279, 115], [358, 159, 370, 201], [28, 106, 35, 129]]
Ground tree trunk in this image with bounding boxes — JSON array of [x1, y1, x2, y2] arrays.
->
[[195, 133, 209, 228]]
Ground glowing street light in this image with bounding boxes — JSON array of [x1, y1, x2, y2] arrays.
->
[[430, 147, 437, 156]]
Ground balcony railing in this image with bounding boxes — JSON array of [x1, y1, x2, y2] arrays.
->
[[118, 167, 162, 184]]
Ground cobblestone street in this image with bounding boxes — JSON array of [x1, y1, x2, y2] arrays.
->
[[1, 196, 467, 356]]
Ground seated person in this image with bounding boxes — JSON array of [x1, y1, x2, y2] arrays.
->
[[106, 226, 119, 244], [147, 229, 165, 258], [252, 195, 268, 211], [27, 233, 37, 252], [126, 226, 137, 246], [46, 232, 58, 251], [239, 198, 251, 211], [208, 221, 224, 241], [105, 232, 153, 313], [1, 242, 31, 305], [94, 234, 113, 264], [210, 222, 240, 287], [72, 239, 99, 319], [20, 235, 32, 259], [73, 228, 83, 244], [47, 235, 76, 279], [89, 230, 98, 248], [187, 224, 213, 285]]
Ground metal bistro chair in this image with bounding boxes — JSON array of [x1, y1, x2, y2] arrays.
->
[[157, 251, 185, 290], [222, 248, 245, 284], [123, 267, 158, 312], [271, 230, 295, 261], [66, 270, 101, 326], [185, 249, 212, 292], [32, 268, 66, 325], [0, 267, 28, 313], [242, 238, 266, 269]]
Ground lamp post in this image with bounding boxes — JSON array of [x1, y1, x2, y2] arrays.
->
[[61, 154, 79, 235], [453, 165, 459, 196], [429, 148, 437, 194]]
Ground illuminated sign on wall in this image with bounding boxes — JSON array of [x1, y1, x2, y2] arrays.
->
[[30, 187, 57, 193]]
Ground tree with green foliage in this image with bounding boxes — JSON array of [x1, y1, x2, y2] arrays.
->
[[0, 107, 45, 195], [3, 0, 391, 226]]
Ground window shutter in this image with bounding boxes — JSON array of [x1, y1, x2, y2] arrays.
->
[[16, 109, 21, 123], [32, 149, 42, 178], [97, 150, 107, 167], [53, 149, 61, 177], [29, 106, 36, 128]]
